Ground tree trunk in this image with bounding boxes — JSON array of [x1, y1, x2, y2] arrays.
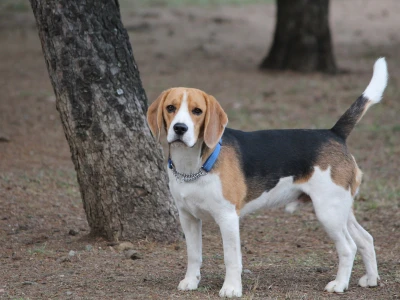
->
[[29, 0, 180, 242], [260, 0, 337, 73]]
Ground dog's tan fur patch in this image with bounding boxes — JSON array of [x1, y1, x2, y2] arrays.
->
[[319, 141, 356, 192], [212, 145, 247, 214], [351, 156, 363, 196], [294, 170, 315, 184], [292, 140, 357, 193], [290, 140, 360, 195]]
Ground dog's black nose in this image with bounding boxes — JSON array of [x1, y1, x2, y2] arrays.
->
[[173, 123, 188, 135]]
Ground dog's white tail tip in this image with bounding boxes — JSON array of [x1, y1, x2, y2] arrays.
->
[[363, 57, 388, 103]]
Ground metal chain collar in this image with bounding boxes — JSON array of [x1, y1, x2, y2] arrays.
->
[[170, 164, 208, 183]]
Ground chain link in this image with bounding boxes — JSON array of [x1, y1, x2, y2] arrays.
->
[[170, 166, 208, 183]]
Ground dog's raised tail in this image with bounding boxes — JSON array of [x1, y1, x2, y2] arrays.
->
[[331, 58, 388, 140]]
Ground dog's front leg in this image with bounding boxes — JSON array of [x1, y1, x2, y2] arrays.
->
[[178, 209, 202, 291], [216, 212, 242, 298]]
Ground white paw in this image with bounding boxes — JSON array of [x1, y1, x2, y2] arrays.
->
[[178, 277, 200, 291], [358, 274, 379, 287], [219, 284, 242, 298], [285, 201, 299, 214], [324, 280, 348, 293]]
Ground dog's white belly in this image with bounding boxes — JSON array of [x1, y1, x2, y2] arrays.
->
[[240, 176, 301, 216], [168, 171, 236, 221]]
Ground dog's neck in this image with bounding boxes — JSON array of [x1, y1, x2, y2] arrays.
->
[[169, 139, 212, 174]]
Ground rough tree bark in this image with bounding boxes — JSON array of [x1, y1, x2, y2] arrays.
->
[[29, 0, 180, 242], [260, 0, 337, 73]]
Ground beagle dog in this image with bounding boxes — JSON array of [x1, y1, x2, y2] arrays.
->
[[146, 58, 388, 297]]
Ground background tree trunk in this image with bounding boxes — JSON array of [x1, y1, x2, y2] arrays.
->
[[260, 0, 337, 73], [29, 0, 180, 242]]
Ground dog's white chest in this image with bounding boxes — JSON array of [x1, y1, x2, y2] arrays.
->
[[168, 170, 235, 221]]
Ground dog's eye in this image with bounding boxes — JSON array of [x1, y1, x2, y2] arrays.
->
[[166, 105, 176, 113], [192, 108, 202, 115]]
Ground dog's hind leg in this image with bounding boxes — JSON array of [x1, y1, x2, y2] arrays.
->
[[347, 211, 379, 287], [310, 188, 357, 293]]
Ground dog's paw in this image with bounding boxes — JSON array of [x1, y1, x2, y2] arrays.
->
[[358, 274, 379, 287], [285, 201, 299, 214], [178, 277, 200, 291], [219, 284, 242, 298], [324, 280, 348, 293]]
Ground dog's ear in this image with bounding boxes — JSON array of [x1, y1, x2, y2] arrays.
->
[[203, 93, 228, 149], [147, 89, 170, 141]]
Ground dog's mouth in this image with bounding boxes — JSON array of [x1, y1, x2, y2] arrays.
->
[[169, 139, 186, 146], [169, 138, 196, 148], [171, 139, 185, 144]]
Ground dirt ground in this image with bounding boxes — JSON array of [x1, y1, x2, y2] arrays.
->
[[1, 0, 399, 299]]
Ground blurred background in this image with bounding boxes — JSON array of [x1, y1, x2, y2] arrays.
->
[[0, 0, 399, 299]]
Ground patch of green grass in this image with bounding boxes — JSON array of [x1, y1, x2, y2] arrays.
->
[[392, 124, 400, 132], [247, 211, 264, 219], [284, 80, 308, 96], [196, 285, 211, 292], [293, 252, 325, 267], [245, 274, 260, 300], [352, 254, 363, 271], [212, 253, 223, 260], [356, 175, 400, 211], [373, 180, 400, 203], [302, 220, 320, 232], [249, 260, 264, 268], [284, 291, 316, 300], [394, 270, 400, 283], [226, 107, 254, 129], [0, 174, 10, 183], [6, 169, 80, 202], [0, 0, 30, 12], [365, 201, 379, 211], [28, 243, 48, 255]]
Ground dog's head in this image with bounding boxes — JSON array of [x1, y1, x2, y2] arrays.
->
[[147, 87, 228, 149]]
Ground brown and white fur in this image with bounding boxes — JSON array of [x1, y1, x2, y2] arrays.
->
[[146, 58, 388, 297]]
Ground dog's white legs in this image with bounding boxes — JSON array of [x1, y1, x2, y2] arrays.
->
[[216, 212, 242, 298], [347, 211, 379, 287], [178, 209, 202, 291], [311, 191, 357, 293], [323, 228, 357, 293]]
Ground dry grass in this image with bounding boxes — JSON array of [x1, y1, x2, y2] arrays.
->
[[0, 0, 399, 299]]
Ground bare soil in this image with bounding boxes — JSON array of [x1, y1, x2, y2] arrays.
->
[[1, 1, 399, 299]]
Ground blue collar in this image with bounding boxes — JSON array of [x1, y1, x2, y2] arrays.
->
[[201, 139, 222, 172], [168, 139, 222, 173]]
